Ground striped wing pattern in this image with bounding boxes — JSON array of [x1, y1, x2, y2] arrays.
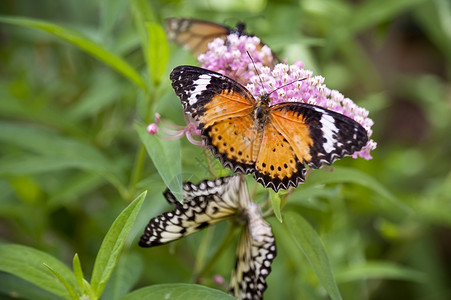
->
[[230, 202, 276, 300], [139, 176, 240, 247], [139, 175, 276, 299]]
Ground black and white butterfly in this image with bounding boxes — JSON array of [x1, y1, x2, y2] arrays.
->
[[139, 175, 276, 300]]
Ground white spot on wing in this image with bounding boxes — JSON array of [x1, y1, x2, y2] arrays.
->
[[188, 74, 211, 106], [321, 113, 339, 153]]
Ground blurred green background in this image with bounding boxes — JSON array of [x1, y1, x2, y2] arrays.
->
[[1, 0, 450, 299]]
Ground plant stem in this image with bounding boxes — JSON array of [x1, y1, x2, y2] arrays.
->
[[127, 144, 146, 200], [193, 225, 215, 277], [203, 148, 217, 177], [127, 88, 155, 200], [193, 224, 241, 282]]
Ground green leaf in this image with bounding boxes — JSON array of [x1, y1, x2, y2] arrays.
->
[[270, 190, 283, 222], [0, 273, 62, 300], [130, 0, 157, 87], [0, 121, 127, 196], [336, 261, 427, 283], [135, 123, 183, 202], [0, 16, 146, 90], [72, 254, 85, 293], [0, 122, 117, 174], [130, 0, 157, 45], [284, 211, 343, 300], [147, 23, 169, 86], [43, 263, 79, 300], [120, 284, 236, 300], [305, 167, 409, 212], [91, 191, 147, 297], [101, 252, 144, 300], [0, 244, 79, 299]]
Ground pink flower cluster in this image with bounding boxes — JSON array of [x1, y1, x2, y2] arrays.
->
[[153, 32, 376, 159], [198, 34, 274, 83], [246, 63, 377, 159], [199, 34, 376, 160]]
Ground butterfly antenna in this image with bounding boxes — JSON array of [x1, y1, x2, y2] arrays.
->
[[268, 78, 307, 97], [247, 51, 267, 94]]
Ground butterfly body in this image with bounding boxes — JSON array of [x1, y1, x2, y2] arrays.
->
[[171, 66, 369, 191]]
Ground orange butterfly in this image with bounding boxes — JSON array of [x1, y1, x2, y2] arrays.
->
[[170, 66, 369, 192], [165, 18, 279, 66]]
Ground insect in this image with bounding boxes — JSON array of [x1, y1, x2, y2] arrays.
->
[[170, 66, 369, 192], [139, 175, 276, 300], [165, 18, 279, 65]]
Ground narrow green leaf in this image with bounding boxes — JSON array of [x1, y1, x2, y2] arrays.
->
[[99, 0, 129, 40], [0, 273, 61, 300], [120, 284, 236, 300], [270, 190, 283, 222], [336, 261, 427, 283], [82, 278, 98, 300], [0, 244, 79, 299], [147, 23, 169, 86], [284, 211, 343, 300], [130, 0, 157, 88], [43, 263, 79, 300], [0, 16, 146, 90], [135, 123, 183, 202], [72, 254, 85, 293], [130, 0, 157, 46], [91, 191, 147, 297]]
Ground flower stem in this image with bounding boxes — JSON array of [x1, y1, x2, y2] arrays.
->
[[193, 224, 241, 282]]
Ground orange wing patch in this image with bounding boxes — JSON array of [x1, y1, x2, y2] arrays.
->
[[198, 89, 254, 128], [204, 115, 259, 174], [254, 121, 304, 191], [270, 106, 314, 164]]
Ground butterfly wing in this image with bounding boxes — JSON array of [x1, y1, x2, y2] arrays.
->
[[166, 18, 230, 57], [170, 66, 255, 122], [271, 103, 368, 167], [252, 103, 368, 191], [171, 66, 259, 174], [230, 202, 276, 300], [139, 176, 241, 247], [253, 120, 306, 191]]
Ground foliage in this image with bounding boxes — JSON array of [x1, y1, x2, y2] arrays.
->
[[0, 0, 450, 299]]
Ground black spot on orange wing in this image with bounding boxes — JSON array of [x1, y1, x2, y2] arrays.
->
[[254, 121, 305, 192], [203, 115, 260, 175]]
